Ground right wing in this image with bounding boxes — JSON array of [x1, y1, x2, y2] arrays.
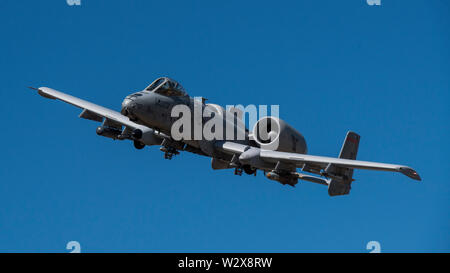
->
[[30, 87, 167, 143], [32, 87, 146, 130]]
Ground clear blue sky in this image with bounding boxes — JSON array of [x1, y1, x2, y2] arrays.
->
[[0, 0, 448, 252]]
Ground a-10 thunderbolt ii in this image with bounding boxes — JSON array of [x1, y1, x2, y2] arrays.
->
[[29, 77, 421, 196]]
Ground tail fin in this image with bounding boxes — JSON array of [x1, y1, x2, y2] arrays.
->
[[326, 131, 361, 196], [338, 131, 360, 160]]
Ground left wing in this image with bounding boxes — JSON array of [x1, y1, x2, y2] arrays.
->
[[259, 150, 421, 181], [217, 141, 421, 181]]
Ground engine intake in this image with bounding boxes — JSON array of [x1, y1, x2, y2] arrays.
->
[[252, 116, 307, 153]]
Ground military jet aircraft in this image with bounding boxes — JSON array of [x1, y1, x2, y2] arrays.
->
[[29, 77, 421, 196]]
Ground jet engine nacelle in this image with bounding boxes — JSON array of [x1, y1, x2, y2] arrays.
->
[[252, 116, 307, 154]]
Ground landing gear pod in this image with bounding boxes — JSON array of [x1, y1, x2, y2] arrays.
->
[[133, 140, 146, 150], [131, 128, 162, 146]]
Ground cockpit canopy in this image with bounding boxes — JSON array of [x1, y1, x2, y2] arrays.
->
[[145, 77, 188, 97]]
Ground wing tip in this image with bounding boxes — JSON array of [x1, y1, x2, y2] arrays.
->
[[28, 86, 56, 100], [399, 167, 421, 181], [28, 86, 39, 91]]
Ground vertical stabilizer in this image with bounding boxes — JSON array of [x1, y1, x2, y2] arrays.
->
[[326, 131, 360, 196]]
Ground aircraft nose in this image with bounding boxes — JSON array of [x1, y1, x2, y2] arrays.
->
[[121, 97, 136, 116]]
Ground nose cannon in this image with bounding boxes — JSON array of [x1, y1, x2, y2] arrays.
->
[[121, 97, 137, 120]]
